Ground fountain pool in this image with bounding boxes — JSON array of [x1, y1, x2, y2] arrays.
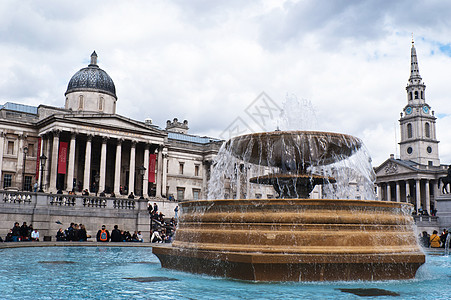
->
[[0, 247, 449, 299]]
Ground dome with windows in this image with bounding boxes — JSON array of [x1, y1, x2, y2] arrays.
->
[[65, 51, 117, 99]]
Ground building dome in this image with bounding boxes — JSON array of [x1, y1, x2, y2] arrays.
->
[[65, 51, 117, 99]]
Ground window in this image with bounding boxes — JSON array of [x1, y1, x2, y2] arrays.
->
[[24, 176, 32, 191], [427, 146, 432, 153], [193, 188, 200, 200], [428, 161, 433, 166], [267, 194, 273, 199], [255, 193, 262, 199], [194, 165, 200, 176], [78, 95, 84, 109], [414, 91, 418, 99], [407, 123, 412, 138], [407, 147, 413, 154], [177, 187, 185, 201], [179, 163, 184, 175], [99, 97, 104, 111], [425, 123, 430, 138], [7, 141, 14, 155], [409, 92, 412, 100], [421, 91, 424, 99], [3, 174, 12, 188]]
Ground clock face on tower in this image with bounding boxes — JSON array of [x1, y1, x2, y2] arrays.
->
[[406, 107, 412, 115], [423, 106, 429, 114]]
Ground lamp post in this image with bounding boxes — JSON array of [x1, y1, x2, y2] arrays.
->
[[94, 174, 100, 197], [22, 146, 28, 191], [38, 154, 47, 192], [139, 165, 146, 199]]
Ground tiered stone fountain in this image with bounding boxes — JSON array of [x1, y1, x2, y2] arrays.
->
[[153, 131, 425, 281]]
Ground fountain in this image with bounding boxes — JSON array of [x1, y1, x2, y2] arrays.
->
[[153, 128, 425, 281]]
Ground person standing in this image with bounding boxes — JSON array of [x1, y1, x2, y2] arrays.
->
[[110, 225, 122, 242], [174, 205, 179, 219], [20, 222, 29, 241], [96, 225, 110, 242]]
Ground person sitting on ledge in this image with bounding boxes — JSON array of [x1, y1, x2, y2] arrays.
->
[[150, 230, 163, 243], [110, 225, 122, 242], [56, 228, 66, 241], [57, 189, 63, 194], [430, 230, 441, 248], [110, 192, 115, 198], [82, 189, 89, 196], [128, 192, 135, 199], [99, 191, 106, 197], [96, 225, 110, 242], [31, 229, 40, 241]]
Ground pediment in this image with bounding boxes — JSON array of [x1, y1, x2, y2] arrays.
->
[[374, 159, 415, 177], [39, 113, 165, 137]]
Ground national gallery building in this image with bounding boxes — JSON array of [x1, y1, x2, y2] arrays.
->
[[0, 52, 222, 200]]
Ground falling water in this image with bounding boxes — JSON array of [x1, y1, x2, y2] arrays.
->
[[208, 95, 376, 200]]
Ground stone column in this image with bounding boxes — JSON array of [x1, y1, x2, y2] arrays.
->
[[49, 130, 60, 193], [156, 147, 163, 197], [202, 160, 209, 199], [415, 179, 421, 214], [99, 137, 108, 193], [0, 132, 5, 185], [44, 136, 51, 190], [376, 184, 381, 200], [432, 180, 437, 212], [396, 181, 401, 202], [128, 141, 136, 196], [66, 132, 77, 192], [162, 148, 168, 197], [83, 135, 92, 191], [386, 183, 391, 201], [406, 181, 410, 202], [425, 180, 431, 215], [114, 139, 122, 195], [17, 134, 25, 189], [143, 144, 150, 198], [37, 135, 45, 190]]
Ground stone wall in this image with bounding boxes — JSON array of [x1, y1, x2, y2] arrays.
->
[[0, 191, 177, 242]]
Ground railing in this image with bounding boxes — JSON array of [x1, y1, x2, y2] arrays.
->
[[2, 191, 33, 204], [82, 197, 107, 208], [413, 215, 439, 223], [50, 195, 77, 206]]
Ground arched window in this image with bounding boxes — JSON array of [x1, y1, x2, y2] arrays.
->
[[425, 122, 430, 138], [408, 92, 412, 100], [421, 91, 424, 99], [78, 95, 84, 109], [407, 123, 412, 138], [414, 91, 419, 99]]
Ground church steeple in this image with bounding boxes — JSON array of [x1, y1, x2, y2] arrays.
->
[[399, 40, 440, 166]]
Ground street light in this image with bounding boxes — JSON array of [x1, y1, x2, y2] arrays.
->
[[38, 154, 47, 192], [22, 146, 28, 191], [139, 165, 146, 199]]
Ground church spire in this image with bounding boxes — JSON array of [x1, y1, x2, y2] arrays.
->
[[409, 38, 422, 84], [89, 51, 98, 66]]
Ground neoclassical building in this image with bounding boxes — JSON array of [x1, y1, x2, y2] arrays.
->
[[0, 52, 222, 200], [375, 41, 448, 215]]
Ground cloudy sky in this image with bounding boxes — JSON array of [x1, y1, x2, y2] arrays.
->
[[1, 0, 451, 166]]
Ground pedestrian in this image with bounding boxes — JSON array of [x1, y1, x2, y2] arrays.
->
[[430, 230, 441, 248], [174, 205, 179, 219]]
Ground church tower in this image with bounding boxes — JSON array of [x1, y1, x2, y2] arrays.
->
[[399, 40, 440, 166]]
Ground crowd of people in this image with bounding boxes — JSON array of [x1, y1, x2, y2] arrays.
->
[[148, 202, 177, 243], [420, 229, 449, 248], [95, 224, 143, 242], [56, 222, 89, 241], [3, 222, 40, 242]]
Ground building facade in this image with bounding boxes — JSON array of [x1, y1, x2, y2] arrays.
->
[[375, 41, 448, 215], [0, 52, 222, 201]]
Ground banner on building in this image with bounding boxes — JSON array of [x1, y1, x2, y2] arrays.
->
[[58, 141, 68, 174], [148, 154, 156, 183], [35, 138, 41, 180]]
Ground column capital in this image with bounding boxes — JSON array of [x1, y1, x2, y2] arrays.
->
[[86, 134, 93, 142], [0, 131, 5, 138], [131, 140, 137, 147], [102, 136, 109, 144], [116, 138, 124, 145], [52, 129, 61, 137], [18, 133, 27, 140], [70, 131, 77, 139]]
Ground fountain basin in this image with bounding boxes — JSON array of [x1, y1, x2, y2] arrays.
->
[[153, 198, 425, 281]]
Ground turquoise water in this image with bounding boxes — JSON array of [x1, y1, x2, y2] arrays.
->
[[0, 247, 449, 299]]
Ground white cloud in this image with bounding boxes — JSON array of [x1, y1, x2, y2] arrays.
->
[[0, 0, 450, 167]]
